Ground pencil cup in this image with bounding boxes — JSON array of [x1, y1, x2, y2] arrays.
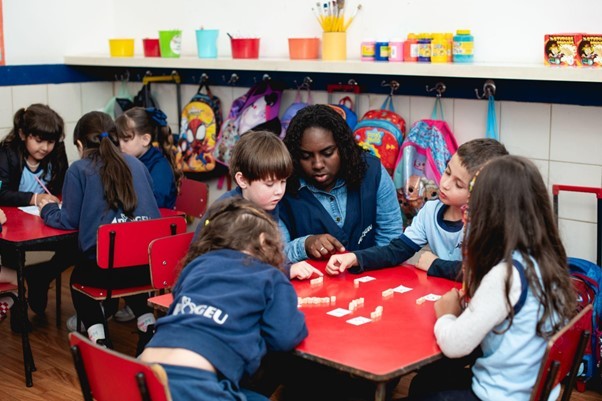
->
[[158, 30, 182, 58], [196, 29, 219, 58], [322, 32, 347, 61]]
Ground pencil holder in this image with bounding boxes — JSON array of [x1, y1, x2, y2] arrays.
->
[[196, 29, 219, 58], [158, 30, 182, 58], [322, 32, 346, 61]]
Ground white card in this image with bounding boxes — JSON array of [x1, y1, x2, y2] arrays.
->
[[393, 284, 413, 294], [327, 308, 352, 317], [356, 276, 376, 283], [346, 316, 372, 326], [423, 293, 442, 301]]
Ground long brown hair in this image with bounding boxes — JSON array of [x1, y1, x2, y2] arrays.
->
[[73, 111, 137, 216], [463, 155, 576, 338], [178, 198, 285, 277]]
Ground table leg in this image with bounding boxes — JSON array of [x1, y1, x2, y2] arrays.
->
[[374, 381, 386, 401], [16, 249, 35, 387]]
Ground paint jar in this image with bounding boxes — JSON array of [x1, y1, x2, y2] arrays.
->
[[453, 29, 474, 63], [360, 39, 375, 61], [403, 33, 418, 62], [445, 32, 454, 62], [389, 39, 404, 62], [374, 40, 390, 61], [417, 33, 431, 62], [430, 33, 449, 63], [322, 32, 347, 61]]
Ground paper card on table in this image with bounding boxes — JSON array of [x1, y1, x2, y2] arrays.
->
[[18, 205, 40, 216], [346, 316, 372, 326], [327, 308, 352, 317], [423, 294, 442, 302], [393, 284, 413, 294], [355, 276, 376, 283]]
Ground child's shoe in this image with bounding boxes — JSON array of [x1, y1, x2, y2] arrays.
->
[[136, 324, 155, 356], [0, 301, 9, 322], [114, 305, 135, 322]]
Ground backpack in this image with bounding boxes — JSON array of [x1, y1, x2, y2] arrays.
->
[[213, 80, 284, 167], [176, 82, 223, 173], [393, 97, 458, 225], [352, 95, 406, 176], [102, 79, 134, 118], [328, 96, 358, 129], [281, 84, 313, 137], [568, 256, 602, 389]]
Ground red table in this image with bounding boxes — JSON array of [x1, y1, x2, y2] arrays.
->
[[148, 259, 460, 401]]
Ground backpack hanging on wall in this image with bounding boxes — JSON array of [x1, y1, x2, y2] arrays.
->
[[353, 94, 406, 177], [102, 77, 134, 118], [327, 82, 360, 130], [176, 78, 223, 174], [281, 83, 313, 137]]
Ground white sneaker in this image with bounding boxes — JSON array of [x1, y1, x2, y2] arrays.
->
[[114, 305, 135, 322], [66, 314, 85, 332]]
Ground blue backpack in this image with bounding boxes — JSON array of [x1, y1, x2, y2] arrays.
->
[[568, 256, 602, 388]]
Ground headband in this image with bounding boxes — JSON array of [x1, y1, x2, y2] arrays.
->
[[146, 108, 168, 127], [99, 132, 109, 139]]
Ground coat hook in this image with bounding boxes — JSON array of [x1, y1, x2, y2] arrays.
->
[[475, 79, 496, 99], [200, 73, 209, 83], [426, 82, 446, 97], [263, 73, 271, 81], [348, 79, 358, 86], [381, 80, 400, 96], [225, 73, 239, 85], [303, 76, 313, 86]]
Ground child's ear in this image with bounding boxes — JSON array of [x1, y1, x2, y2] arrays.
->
[[259, 232, 267, 247], [141, 133, 152, 146], [18, 129, 26, 141], [234, 172, 249, 189]]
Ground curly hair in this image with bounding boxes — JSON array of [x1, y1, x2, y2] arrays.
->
[[283, 104, 366, 194]]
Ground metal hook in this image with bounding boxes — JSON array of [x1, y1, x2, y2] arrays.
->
[[348, 79, 358, 86], [475, 80, 496, 99], [426, 82, 446, 97], [381, 80, 400, 96], [200, 73, 209, 84], [226, 73, 239, 85], [263, 73, 271, 81], [114, 70, 130, 82]]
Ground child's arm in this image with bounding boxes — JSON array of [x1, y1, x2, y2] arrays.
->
[[40, 169, 82, 230], [262, 279, 308, 351], [289, 261, 323, 280], [353, 235, 420, 273], [374, 165, 404, 244], [0, 208, 6, 225], [424, 257, 463, 282]]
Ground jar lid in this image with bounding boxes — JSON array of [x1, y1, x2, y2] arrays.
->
[[456, 29, 471, 35], [407, 33, 417, 39]]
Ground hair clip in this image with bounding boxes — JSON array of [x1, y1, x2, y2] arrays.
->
[[99, 132, 109, 139], [146, 107, 168, 127], [204, 219, 210, 226]]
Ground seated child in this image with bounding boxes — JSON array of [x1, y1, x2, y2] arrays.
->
[[326, 138, 508, 281], [193, 130, 321, 281], [0, 208, 18, 322], [140, 197, 308, 401]]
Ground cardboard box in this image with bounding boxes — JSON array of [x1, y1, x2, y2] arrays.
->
[[577, 34, 602, 67], [544, 34, 581, 66]]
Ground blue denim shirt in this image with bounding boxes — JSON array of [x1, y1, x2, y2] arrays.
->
[[280, 164, 403, 262]]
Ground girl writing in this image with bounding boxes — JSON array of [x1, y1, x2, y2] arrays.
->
[[410, 155, 576, 400], [115, 107, 182, 209], [38, 111, 160, 353], [140, 197, 307, 401]]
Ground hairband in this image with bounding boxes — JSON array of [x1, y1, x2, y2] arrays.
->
[[146, 108, 168, 127], [99, 132, 109, 139]]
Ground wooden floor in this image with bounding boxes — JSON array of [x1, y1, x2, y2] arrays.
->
[[2, 267, 601, 401]]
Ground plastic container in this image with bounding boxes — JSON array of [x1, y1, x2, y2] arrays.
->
[[417, 34, 431, 62], [445, 32, 454, 62], [453, 29, 474, 63], [109, 39, 135, 57], [403, 33, 418, 62], [288, 38, 320, 59], [374, 41, 390, 61], [389, 39, 404, 62], [142, 38, 161, 57], [231, 38, 260, 59], [322, 32, 346, 61], [196, 29, 219, 58], [158, 30, 182, 58], [430, 33, 448, 63], [360, 39, 375, 61]]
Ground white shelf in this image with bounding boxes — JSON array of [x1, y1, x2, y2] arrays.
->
[[64, 55, 602, 83]]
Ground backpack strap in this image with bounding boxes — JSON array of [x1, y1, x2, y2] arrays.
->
[[381, 94, 395, 112], [511, 259, 529, 315], [431, 96, 445, 121], [486, 95, 499, 140]]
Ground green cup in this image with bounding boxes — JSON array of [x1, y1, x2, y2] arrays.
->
[[158, 30, 182, 58]]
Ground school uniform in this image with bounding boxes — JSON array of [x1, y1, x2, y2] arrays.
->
[[139, 145, 176, 209]]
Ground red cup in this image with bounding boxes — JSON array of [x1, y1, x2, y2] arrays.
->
[[231, 38, 260, 59], [143, 38, 161, 57]]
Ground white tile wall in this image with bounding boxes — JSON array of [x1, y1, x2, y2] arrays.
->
[[0, 81, 600, 262]]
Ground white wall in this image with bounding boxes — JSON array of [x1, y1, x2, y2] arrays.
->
[[5, 0, 602, 64]]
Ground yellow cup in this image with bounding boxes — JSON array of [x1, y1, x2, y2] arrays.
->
[[322, 32, 347, 61]]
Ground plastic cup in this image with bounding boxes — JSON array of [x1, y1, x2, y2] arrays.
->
[[230, 38, 260, 59], [196, 29, 219, 58], [322, 32, 347, 61], [288, 38, 320, 59], [142, 38, 161, 57], [108, 39, 135, 57], [158, 30, 182, 58]]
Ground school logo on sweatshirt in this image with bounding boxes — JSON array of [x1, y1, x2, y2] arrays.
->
[[173, 296, 229, 324]]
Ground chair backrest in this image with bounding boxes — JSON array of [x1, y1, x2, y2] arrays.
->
[[149, 231, 194, 290], [97, 216, 187, 269], [531, 304, 593, 401], [69, 332, 172, 401], [175, 177, 209, 219]]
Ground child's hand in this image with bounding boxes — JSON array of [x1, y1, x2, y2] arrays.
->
[[0, 209, 6, 225], [37, 197, 57, 212], [305, 234, 345, 259], [434, 288, 463, 318], [416, 251, 437, 271], [325, 253, 357, 276], [290, 261, 323, 280]]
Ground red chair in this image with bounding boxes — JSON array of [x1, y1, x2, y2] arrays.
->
[[149, 231, 194, 292], [175, 177, 209, 220], [71, 216, 186, 340], [69, 331, 171, 401], [531, 304, 592, 401]]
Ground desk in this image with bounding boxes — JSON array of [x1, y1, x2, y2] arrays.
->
[[148, 259, 460, 401], [0, 207, 77, 387]]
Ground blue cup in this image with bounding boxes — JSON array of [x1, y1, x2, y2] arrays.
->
[[196, 29, 219, 58]]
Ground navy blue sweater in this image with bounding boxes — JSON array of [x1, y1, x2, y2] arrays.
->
[[41, 154, 160, 259], [140, 146, 176, 209], [147, 249, 307, 384]]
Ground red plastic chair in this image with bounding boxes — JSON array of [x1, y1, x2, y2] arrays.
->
[[71, 216, 186, 339], [149, 231, 194, 292], [175, 177, 209, 220], [69, 331, 171, 401], [530, 304, 592, 401]]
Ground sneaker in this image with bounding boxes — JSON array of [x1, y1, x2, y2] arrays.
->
[[66, 314, 85, 332], [0, 301, 9, 322], [136, 324, 155, 356], [114, 305, 135, 322]]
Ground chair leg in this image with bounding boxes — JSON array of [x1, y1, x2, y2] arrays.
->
[[55, 273, 61, 327]]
